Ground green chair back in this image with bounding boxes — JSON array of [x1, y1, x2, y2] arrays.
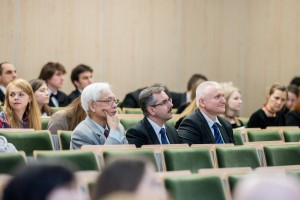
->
[[283, 130, 300, 142], [166, 119, 175, 127], [264, 145, 300, 166], [228, 174, 246, 194], [35, 150, 100, 171], [233, 129, 244, 145], [58, 130, 72, 150], [120, 118, 140, 130], [103, 149, 158, 171], [247, 129, 282, 142], [0, 131, 54, 156], [123, 108, 143, 114], [41, 117, 51, 130], [238, 117, 249, 127], [216, 146, 261, 168], [163, 148, 213, 173], [0, 152, 26, 174], [165, 175, 226, 200]]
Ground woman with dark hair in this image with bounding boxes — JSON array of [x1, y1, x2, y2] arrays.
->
[[2, 164, 87, 200], [282, 84, 299, 116], [247, 83, 287, 128], [29, 79, 54, 116], [286, 97, 300, 127], [92, 159, 167, 200]]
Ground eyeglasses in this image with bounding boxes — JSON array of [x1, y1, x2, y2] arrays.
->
[[151, 97, 172, 107], [96, 98, 120, 106]]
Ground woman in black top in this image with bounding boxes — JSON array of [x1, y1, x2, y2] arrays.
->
[[286, 97, 300, 127], [247, 83, 287, 128]]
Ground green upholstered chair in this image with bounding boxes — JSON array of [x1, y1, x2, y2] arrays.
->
[[120, 118, 140, 130], [166, 119, 175, 127], [216, 146, 261, 168], [103, 149, 158, 171], [0, 151, 26, 174], [163, 148, 214, 173], [0, 131, 54, 156], [233, 129, 244, 145], [263, 145, 300, 166], [34, 150, 100, 171], [57, 130, 72, 150], [238, 117, 249, 127], [228, 174, 246, 195], [165, 175, 227, 200], [123, 108, 143, 114], [283, 130, 300, 142], [247, 129, 282, 142], [41, 116, 51, 130]]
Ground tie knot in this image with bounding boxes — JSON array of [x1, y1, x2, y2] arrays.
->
[[50, 93, 58, 99], [160, 128, 166, 135], [104, 129, 109, 138]]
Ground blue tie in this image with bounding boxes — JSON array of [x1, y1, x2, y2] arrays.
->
[[159, 128, 169, 144], [212, 123, 224, 144]]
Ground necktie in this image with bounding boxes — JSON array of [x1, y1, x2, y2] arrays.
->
[[212, 123, 224, 144], [104, 129, 109, 138], [159, 128, 169, 144]]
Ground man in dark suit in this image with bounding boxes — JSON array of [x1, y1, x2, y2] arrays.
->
[[68, 64, 93, 103], [178, 81, 234, 145], [0, 62, 17, 104], [126, 86, 180, 147], [38, 62, 69, 107]]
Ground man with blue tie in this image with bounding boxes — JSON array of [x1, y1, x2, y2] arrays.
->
[[126, 86, 180, 147], [178, 81, 234, 145]]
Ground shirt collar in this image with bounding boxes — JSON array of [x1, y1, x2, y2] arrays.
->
[[146, 117, 166, 135], [200, 110, 222, 128]]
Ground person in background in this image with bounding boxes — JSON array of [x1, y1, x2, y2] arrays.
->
[[2, 163, 87, 200], [38, 62, 69, 107], [68, 64, 93, 103], [220, 82, 243, 129], [290, 76, 300, 89], [91, 158, 167, 200], [0, 62, 17, 104], [0, 79, 41, 129], [247, 83, 287, 128], [47, 97, 86, 135], [126, 86, 179, 147], [178, 81, 234, 145], [29, 79, 54, 116], [285, 97, 300, 127], [70, 83, 127, 149], [282, 84, 299, 116]]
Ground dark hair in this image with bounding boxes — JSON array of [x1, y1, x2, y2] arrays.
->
[[2, 164, 75, 200], [139, 86, 165, 116], [0, 62, 11, 75], [290, 77, 300, 87], [70, 64, 93, 88], [92, 159, 148, 200], [187, 74, 208, 91], [38, 62, 66, 81], [287, 84, 299, 97]]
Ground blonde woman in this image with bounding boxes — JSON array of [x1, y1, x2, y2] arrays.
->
[[0, 79, 41, 129]]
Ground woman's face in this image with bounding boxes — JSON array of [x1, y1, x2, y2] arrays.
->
[[286, 92, 297, 110], [267, 89, 287, 112], [8, 85, 31, 113], [227, 90, 242, 112], [35, 83, 49, 106]]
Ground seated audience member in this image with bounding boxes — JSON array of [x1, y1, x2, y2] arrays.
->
[[176, 73, 208, 113], [220, 82, 243, 128], [177, 81, 234, 145], [282, 84, 299, 115], [290, 76, 300, 89], [0, 62, 17, 104], [38, 62, 69, 107], [126, 86, 180, 147], [0, 135, 17, 152], [286, 97, 300, 127], [47, 97, 86, 135], [29, 79, 54, 116], [247, 84, 287, 128], [70, 83, 127, 149], [120, 87, 145, 108], [91, 158, 167, 200], [233, 172, 300, 200], [0, 79, 41, 129], [68, 64, 93, 103], [175, 99, 197, 129], [2, 163, 87, 200]]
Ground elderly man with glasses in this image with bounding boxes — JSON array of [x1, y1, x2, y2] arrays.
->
[[126, 86, 180, 147], [70, 82, 127, 149]]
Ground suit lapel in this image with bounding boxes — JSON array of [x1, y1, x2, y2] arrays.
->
[[142, 118, 160, 144], [165, 126, 175, 144], [197, 110, 216, 143], [85, 117, 104, 143]]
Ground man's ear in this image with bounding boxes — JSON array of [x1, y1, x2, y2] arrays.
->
[[74, 80, 80, 88], [89, 101, 96, 112], [198, 98, 205, 108], [146, 106, 155, 116]]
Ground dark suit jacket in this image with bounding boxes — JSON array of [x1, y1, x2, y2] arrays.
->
[[0, 90, 5, 104], [286, 110, 300, 127], [120, 88, 145, 108], [170, 92, 187, 108], [68, 89, 81, 103], [177, 109, 234, 145], [126, 117, 180, 147], [48, 90, 69, 107]]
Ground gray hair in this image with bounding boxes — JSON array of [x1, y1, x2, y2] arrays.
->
[[195, 81, 222, 107], [139, 86, 165, 116], [81, 82, 111, 112]]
